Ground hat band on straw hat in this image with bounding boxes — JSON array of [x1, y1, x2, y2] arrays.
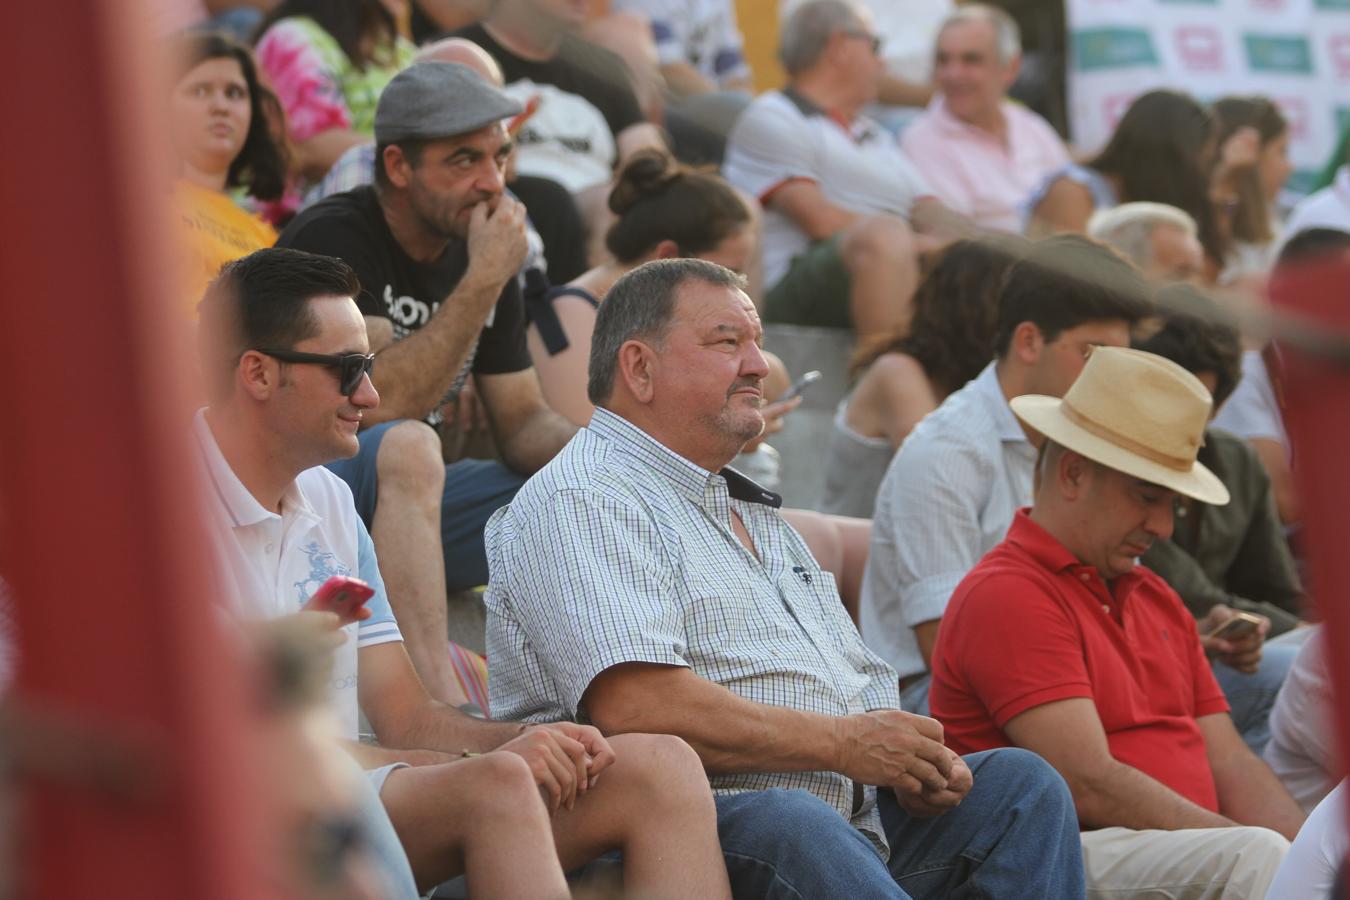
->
[[1060, 399, 1195, 473]]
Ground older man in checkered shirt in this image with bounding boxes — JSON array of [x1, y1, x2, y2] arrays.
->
[[484, 258, 1084, 898]]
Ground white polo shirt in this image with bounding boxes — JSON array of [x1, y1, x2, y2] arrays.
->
[[193, 411, 403, 739], [723, 88, 932, 290]]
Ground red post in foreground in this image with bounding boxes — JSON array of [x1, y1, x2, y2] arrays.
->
[[0, 4, 274, 898], [1268, 256, 1350, 897]]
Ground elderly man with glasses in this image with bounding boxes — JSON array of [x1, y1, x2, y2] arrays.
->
[[722, 0, 971, 339]]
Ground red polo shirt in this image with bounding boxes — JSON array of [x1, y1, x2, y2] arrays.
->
[[930, 510, 1230, 812]]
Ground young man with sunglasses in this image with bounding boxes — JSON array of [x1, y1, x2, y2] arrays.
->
[[194, 247, 732, 899]]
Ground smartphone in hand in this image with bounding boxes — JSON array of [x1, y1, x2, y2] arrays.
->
[[778, 369, 822, 403], [1204, 610, 1264, 642], [303, 575, 374, 626]]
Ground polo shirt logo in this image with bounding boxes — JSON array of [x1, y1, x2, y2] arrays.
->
[[294, 541, 353, 604]]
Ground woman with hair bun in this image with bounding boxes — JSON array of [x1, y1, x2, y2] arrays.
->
[[527, 148, 762, 425]]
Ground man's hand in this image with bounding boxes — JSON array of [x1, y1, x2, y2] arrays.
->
[[893, 750, 972, 817], [1197, 604, 1268, 673], [440, 376, 489, 434], [495, 722, 615, 812], [464, 195, 529, 295], [835, 710, 959, 798]]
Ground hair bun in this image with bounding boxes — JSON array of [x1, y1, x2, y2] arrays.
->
[[608, 149, 681, 215]]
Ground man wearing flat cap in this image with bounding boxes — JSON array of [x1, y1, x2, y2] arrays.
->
[[277, 62, 579, 699], [930, 346, 1305, 896]]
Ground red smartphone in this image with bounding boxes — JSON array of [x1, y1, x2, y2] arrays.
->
[[304, 575, 374, 624]]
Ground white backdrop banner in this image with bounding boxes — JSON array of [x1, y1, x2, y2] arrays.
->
[[1067, 0, 1350, 191]]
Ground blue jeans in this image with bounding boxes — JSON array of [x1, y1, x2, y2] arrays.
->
[[325, 421, 527, 591], [714, 748, 1085, 899], [1213, 639, 1299, 755]]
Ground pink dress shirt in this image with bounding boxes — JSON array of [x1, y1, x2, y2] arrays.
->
[[900, 97, 1069, 232]]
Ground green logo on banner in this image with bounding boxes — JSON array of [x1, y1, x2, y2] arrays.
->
[[1315, 0, 1350, 10], [1243, 35, 1314, 74], [1074, 28, 1159, 71]]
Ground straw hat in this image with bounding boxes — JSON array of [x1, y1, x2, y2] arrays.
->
[[1010, 346, 1231, 505]]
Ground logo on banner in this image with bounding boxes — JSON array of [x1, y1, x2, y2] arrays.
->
[[1243, 34, 1314, 73], [1074, 28, 1160, 71], [1315, 0, 1350, 10], [1330, 35, 1350, 79], [1175, 26, 1224, 70], [1249, 0, 1286, 10]]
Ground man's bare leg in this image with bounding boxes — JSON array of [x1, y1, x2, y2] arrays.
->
[[840, 214, 920, 339], [371, 421, 469, 706], [551, 733, 731, 899], [380, 753, 569, 897]]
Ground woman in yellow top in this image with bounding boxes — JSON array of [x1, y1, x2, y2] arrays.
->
[[169, 32, 288, 313]]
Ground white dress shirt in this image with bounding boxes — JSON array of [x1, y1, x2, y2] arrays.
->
[[860, 362, 1037, 681]]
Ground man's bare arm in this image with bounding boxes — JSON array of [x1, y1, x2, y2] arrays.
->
[[357, 643, 527, 752], [1199, 712, 1304, 839], [769, 180, 860, 242], [365, 198, 528, 425], [476, 368, 578, 474], [660, 61, 718, 99], [1003, 698, 1234, 831], [585, 661, 959, 799]]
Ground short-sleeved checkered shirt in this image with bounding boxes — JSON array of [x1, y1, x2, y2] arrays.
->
[[485, 408, 902, 855]]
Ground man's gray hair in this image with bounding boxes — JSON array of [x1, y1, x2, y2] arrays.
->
[[939, 4, 1022, 65], [779, 0, 867, 75], [1088, 202, 1198, 270], [588, 259, 747, 405]]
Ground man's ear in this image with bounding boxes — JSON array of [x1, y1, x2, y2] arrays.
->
[[237, 350, 279, 401], [1059, 449, 1089, 500], [382, 145, 413, 190], [1003, 53, 1022, 90], [1010, 320, 1045, 366], [616, 339, 656, 403]]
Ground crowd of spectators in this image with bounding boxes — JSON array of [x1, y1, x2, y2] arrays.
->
[[109, 0, 1350, 894]]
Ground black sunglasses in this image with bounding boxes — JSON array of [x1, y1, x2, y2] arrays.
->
[[255, 348, 375, 397]]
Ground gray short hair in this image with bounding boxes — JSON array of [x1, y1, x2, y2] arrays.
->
[[779, 0, 866, 75], [939, 4, 1021, 65], [1088, 202, 1198, 270], [588, 259, 747, 405]]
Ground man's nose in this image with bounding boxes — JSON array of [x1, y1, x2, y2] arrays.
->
[[476, 160, 506, 195], [1146, 501, 1174, 541], [352, 371, 380, 410], [742, 342, 770, 378]]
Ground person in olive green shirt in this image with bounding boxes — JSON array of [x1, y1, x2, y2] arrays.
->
[[1135, 288, 1305, 636]]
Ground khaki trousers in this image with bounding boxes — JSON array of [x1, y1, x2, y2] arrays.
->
[[1081, 825, 1290, 899]]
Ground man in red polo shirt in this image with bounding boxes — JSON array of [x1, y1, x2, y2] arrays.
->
[[930, 346, 1304, 896]]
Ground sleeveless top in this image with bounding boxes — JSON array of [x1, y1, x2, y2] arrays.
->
[[522, 272, 601, 357], [819, 396, 895, 519]]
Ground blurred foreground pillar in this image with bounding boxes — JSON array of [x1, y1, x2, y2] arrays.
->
[[1269, 256, 1350, 897], [0, 3, 273, 898]]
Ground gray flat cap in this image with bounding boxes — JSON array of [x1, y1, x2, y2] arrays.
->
[[374, 61, 523, 144]]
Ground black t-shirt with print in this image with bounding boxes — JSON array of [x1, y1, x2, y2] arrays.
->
[[276, 185, 532, 396], [454, 23, 644, 140]]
